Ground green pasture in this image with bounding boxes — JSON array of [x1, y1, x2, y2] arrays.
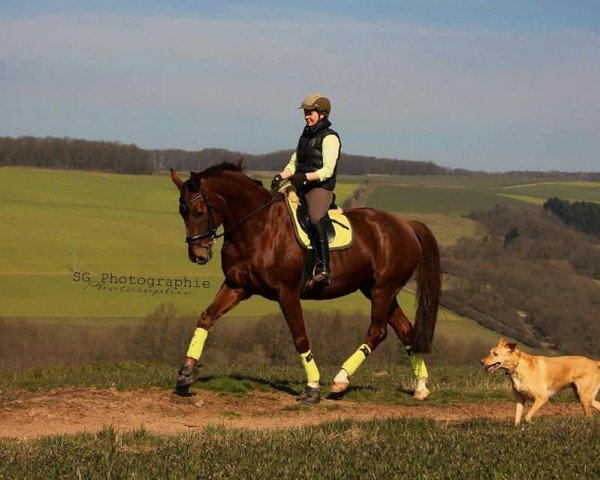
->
[[495, 194, 545, 205], [395, 212, 480, 247], [0, 167, 411, 320], [1, 166, 595, 349], [494, 181, 600, 204], [365, 185, 521, 215], [364, 174, 546, 188]]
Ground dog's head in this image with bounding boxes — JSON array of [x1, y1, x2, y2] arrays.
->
[[481, 338, 519, 374]]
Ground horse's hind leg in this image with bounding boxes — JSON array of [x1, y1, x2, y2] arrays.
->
[[331, 288, 393, 394], [387, 298, 430, 400]]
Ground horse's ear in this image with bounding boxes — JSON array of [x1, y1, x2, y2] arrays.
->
[[170, 169, 183, 190]]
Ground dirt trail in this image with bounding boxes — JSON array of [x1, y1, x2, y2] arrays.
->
[[0, 388, 587, 439]]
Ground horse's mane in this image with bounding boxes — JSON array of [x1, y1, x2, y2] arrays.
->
[[200, 161, 244, 177], [187, 160, 265, 190]]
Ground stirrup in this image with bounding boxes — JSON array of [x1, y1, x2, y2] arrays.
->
[[311, 270, 331, 285], [311, 262, 331, 285]]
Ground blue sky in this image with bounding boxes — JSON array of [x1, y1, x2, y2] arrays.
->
[[1, 1, 599, 171]]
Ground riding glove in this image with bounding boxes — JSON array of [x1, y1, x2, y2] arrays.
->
[[270, 174, 283, 191], [290, 172, 308, 191]]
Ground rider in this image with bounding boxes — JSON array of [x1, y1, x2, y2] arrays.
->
[[271, 93, 341, 286]]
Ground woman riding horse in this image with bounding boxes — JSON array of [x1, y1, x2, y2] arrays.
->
[[171, 161, 440, 404], [271, 93, 341, 287]]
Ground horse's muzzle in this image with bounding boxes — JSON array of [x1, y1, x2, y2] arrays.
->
[[188, 246, 212, 265]]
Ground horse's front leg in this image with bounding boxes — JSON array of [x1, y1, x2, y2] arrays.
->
[[278, 288, 321, 404], [175, 282, 249, 393]]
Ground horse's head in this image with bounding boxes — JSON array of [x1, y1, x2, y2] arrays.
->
[[171, 169, 225, 265]]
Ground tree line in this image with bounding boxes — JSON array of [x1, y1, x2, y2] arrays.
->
[[0, 136, 152, 174], [543, 197, 600, 237], [0, 136, 447, 176], [2, 135, 600, 179]]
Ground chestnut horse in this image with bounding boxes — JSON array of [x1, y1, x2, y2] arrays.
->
[[171, 162, 441, 403]]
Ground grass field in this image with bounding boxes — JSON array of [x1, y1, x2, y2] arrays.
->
[[0, 168, 365, 318], [2, 418, 599, 480], [366, 184, 522, 215], [1, 363, 599, 479], [494, 182, 600, 204], [1, 166, 596, 352], [0, 167, 481, 321]]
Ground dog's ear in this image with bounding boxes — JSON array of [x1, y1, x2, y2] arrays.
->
[[498, 337, 507, 346], [507, 342, 517, 352]]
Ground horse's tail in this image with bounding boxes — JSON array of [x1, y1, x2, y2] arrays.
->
[[408, 221, 441, 354]]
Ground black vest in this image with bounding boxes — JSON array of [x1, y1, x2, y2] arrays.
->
[[296, 120, 340, 191]]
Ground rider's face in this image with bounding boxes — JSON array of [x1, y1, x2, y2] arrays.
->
[[304, 109, 324, 127]]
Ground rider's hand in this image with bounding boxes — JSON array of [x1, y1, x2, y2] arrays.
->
[[290, 172, 308, 191], [270, 174, 283, 191]]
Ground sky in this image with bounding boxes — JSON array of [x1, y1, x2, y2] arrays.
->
[[1, 1, 599, 172]]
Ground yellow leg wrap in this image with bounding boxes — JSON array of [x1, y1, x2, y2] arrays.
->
[[341, 344, 372, 377], [186, 327, 208, 360], [410, 353, 429, 379], [300, 351, 320, 384]]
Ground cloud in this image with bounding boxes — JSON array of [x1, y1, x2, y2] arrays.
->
[[1, 11, 599, 170]]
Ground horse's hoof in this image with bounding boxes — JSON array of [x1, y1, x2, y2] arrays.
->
[[297, 386, 321, 405], [176, 362, 202, 389], [329, 381, 349, 394], [413, 377, 430, 401], [174, 384, 192, 397], [413, 388, 430, 401]]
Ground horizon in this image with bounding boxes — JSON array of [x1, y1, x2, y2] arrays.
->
[[1, 1, 599, 172]]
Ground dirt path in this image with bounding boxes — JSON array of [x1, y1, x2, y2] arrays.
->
[[0, 388, 586, 439]]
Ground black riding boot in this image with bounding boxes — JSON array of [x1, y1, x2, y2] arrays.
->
[[312, 219, 331, 285]]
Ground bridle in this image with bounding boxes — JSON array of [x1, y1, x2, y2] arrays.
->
[[181, 180, 283, 246], [181, 188, 221, 245]]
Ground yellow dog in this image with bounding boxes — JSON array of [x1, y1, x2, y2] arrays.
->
[[481, 338, 600, 425]]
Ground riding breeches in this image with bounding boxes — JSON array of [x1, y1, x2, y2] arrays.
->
[[303, 187, 334, 226]]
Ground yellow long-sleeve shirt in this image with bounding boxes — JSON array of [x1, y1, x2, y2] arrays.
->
[[284, 134, 340, 182]]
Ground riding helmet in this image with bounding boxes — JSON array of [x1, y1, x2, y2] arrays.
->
[[299, 93, 331, 115]]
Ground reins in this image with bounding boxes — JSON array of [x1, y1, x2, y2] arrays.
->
[[183, 183, 283, 245], [215, 192, 283, 239]]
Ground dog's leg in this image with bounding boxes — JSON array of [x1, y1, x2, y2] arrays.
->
[[592, 400, 600, 412], [513, 389, 526, 426], [578, 391, 594, 417], [524, 397, 548, 422], [575, 380, 597, 417]]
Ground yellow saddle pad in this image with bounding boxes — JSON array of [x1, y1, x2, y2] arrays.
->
[[283, 189, 353, 251]]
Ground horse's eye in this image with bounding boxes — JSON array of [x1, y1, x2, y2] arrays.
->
[[193, 210, 204, 219]]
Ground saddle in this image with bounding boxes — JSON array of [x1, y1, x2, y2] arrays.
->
[[283, 188, 353, 251]]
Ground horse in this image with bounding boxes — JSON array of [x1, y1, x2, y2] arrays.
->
[[170, 161, 441, 403]]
